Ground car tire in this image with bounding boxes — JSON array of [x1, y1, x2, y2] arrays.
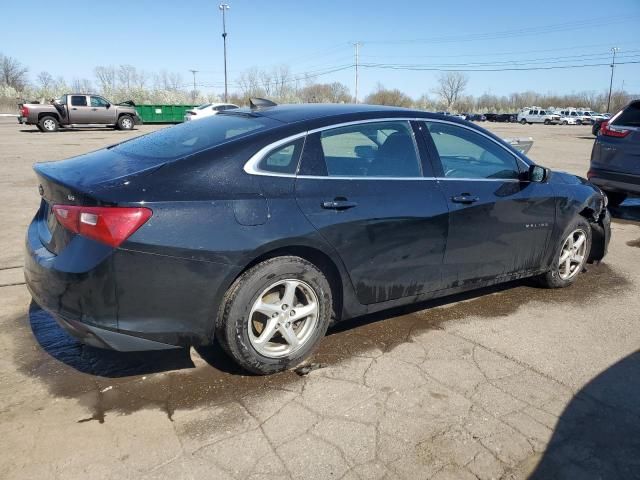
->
[[537, 217, 592, 289], [38, 116, 59, 132], [520, 118, 527, 125], [216, 256, 333, 375], [603, 191, 627, 208], [544, 119, 551, 125], [562, 121, 568, 125], [576, 119, 582, 125], [117, 115, 134, 130]]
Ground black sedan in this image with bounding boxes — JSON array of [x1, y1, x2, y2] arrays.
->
[[25, 103, 611, 374]]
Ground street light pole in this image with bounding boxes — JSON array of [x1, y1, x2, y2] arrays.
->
[[219, 3, 230, 102], [606, 47, 619, 113], [189, 69, 198, 103]]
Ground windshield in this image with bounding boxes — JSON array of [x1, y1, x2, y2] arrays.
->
[[196, 103, 212, 110], [112, 114, 280, 160]]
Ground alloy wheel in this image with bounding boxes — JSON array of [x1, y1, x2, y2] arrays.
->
[[43, 119, 56, 131], [558, 229, 587, 280], [248, 279, 319, 358]]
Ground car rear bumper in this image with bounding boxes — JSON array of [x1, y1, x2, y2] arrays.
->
[[588, 168, 640, 195], [24, 213, 239, 351]]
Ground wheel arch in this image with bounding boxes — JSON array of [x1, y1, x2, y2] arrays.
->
[[38, 112, 60, 123]]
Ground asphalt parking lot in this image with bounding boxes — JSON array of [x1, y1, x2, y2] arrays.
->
[[1, 118, 639, 479]]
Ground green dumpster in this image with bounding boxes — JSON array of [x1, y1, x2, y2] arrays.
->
[[135, 104, 197, 123]]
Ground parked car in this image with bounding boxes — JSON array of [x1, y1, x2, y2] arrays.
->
[[25, 102, 610, 374], [517, 108, 561, 125], [469, 114, 487, 122], [18, 94, 141, 132], [588, 99, 640, 207], [559, 116, 579, 125], [183, 102, 239, 122], [496, 113, 517, 123], [592, 118, 607, 135], [484, 113, 498, 122]]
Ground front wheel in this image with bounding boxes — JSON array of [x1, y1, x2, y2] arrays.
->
[[217, 256, 333, 375], [117, 115, 134, 130], [544, 119, 551, 125], [537, 218, 591, 288], [562, 121, 568, 125]]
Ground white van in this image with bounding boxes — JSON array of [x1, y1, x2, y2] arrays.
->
[[517, 107, 561, 125]]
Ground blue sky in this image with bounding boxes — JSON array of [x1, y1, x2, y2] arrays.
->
[[2, 0, 639, 99]]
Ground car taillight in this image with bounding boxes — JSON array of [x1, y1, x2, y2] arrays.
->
[[21, 105, 29, 117], [600, 121, 630, 138], [52, 205, 152, 247], [186, 111, 196, 115]]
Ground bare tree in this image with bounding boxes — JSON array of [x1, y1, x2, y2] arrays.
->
[[434, 72, 469, 110], [36, 71, 53, 91], [0, 53, 29, 90], [299, 82, 351, 103], [71, 78, 93, 93], [94, 66, 117, 95], [237, 67, 264, 99]]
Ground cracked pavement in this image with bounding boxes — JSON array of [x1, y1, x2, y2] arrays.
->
[[1, 119, 639, 479]]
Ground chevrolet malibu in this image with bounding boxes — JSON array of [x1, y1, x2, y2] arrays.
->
[[25, 103, 611, 374]]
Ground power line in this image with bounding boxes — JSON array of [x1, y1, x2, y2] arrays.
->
[[360, 60, 640, 73]]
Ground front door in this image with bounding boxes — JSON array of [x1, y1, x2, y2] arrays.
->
[[295, 120, 450, 305], [421, 120, 555, 286], [89, 96, 116, 124]]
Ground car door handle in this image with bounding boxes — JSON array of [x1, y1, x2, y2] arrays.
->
[[71, 108, 78, 110], [321, 199, 358, 210], [91, 108, 98, 111], [451, 195, 479, 204]]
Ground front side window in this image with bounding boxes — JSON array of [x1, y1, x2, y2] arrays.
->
[[425, 122, 520, 180], [317, 121, 422, 177], [258, 138, 304, 174], [90, 96, 109, 107], [71, 95, 87, 107]]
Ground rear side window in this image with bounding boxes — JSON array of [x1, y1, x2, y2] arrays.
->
[[425, 122, 520, 179], [71, 95, 87, 107], [112, 114, 279, 160], [316, 121, 422, 178], [613, 102, 640, 127], [258, 138, 304, 174]]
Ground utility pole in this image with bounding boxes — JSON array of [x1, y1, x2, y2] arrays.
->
[[219, 3, 230, 102], [353, 42, 361, 103], [189, 69, 198, 103], [606, 47, 619, 113]]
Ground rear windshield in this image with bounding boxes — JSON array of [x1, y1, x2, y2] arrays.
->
[[613, 102, 640, 127], [112, 114, 280, 160]]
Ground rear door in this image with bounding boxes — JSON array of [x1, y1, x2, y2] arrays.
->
[[68, 95, 92, 123], [421, 120, 555, 285], [295, 119, 450, 305]]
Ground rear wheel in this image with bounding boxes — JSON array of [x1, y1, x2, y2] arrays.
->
[[217, 256, 333, 374], [537, 217, 591, 288], [520, 118, 527, 125], [117, 115, 134, 130], [603, 191, 627, 208], [562, 121, 568, 125], [38, 116, 59, 132]]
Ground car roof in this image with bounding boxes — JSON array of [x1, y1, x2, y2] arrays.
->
[[228, 103, 423, 124]]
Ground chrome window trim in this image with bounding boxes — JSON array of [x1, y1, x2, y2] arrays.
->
[[243, 116, 530, 180]]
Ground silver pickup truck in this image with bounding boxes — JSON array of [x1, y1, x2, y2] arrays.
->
[[18, 94, 141, 132]]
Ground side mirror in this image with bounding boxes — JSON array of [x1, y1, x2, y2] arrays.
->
[[529, 165, 548, 183], [105, 103, 111, 109]]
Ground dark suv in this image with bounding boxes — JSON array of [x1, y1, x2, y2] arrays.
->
[[588, 100, 640, 207]]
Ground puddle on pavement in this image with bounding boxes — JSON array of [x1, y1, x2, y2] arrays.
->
[[13, 263, 630, 423], [627, 238, 640, 248]]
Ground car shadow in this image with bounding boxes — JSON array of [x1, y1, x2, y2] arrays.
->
[[528, 350, 640, 479], [609, 198, 640, 222]]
